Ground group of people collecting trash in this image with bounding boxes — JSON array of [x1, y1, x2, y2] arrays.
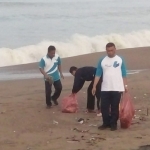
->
[[39, 42, 134, 131]]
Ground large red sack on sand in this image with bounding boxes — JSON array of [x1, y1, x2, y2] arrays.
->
[[61, 94, 78, 113], [120, 93, 135, 129]]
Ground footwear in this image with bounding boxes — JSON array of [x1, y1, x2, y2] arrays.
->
[[52, 99, 58, 105], [96, 109, 102, 116], [98, 124, 110, 130], [97, 112, 102, 117], [111, 125, 117, 131]]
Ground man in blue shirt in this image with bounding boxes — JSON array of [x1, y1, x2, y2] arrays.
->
[[39, 45, 64, 108]]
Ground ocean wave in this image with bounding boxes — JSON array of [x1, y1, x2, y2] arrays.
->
[[0, 30, 150, 67]]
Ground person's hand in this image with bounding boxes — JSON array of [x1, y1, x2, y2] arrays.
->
[[92, 87, 96, 95], [44, 74, 50, 80], [125, 87, 128, 93], [60, 73, 64, 79], [124, 85, 128, 93]]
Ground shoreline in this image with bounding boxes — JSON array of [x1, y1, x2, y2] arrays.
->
[[0, 69, 148, 81], [0, 47, 149, 81], [0, 46, 149, 70]]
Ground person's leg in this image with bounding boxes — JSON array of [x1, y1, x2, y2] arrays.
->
[[98, 91, 111, 129], [95, 80, 101, 111], [87, 81, 95, 112], [45, 81, 52, 107], [110, 91, 122, 131], [51, 80, 62, 105]]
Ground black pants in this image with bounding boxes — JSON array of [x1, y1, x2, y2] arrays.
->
[[87, 80, 101, 110], [101, 91, 122, 127], [45, 80, 62, 106]]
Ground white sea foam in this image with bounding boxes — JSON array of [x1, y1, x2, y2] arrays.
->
[[0, 30, 150, 67]]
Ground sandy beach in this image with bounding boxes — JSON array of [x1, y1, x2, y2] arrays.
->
[[0, 47, 150, 150]]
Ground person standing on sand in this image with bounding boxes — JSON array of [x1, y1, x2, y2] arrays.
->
[[92, 42, 128, 131], [39, 45, 64, 108], [69, 66, 102, 115]]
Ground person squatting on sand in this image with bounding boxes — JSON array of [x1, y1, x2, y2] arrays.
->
[[69, 66, 102, 115], [39, 45, 64, 108], [92, 42, 128, 131]]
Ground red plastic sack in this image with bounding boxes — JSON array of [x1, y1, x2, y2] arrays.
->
[[120, 93, 135, 129], [61, 94, 78, 113]]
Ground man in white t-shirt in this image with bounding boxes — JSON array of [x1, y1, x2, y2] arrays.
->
[[92, 42, 127, 131]]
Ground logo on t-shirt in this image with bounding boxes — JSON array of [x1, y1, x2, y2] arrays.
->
[[113, 61, 119, 68]]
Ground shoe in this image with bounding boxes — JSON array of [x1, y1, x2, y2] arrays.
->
[[98, 124, 110, 130], [52, 99, 58, 105], [97, 113, 102, 117], [111, 125, 117, 131]]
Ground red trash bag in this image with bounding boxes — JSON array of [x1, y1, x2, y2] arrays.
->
[[61, 94, 78, 113], [120, 93, 135, 129]]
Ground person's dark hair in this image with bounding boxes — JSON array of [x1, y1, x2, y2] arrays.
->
[[48, 45, 56, 52], [106, 42, 116, 48], [69, 66, 77, 73]]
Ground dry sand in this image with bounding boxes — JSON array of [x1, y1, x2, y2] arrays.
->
[[0, 47, 150, 150]]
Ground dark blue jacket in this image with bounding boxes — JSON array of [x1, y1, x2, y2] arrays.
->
[[72, 67, 99, 93]]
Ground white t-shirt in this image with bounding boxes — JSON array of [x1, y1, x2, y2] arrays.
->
[[39, 54, 61, 81], [96, 55, 127, 91]]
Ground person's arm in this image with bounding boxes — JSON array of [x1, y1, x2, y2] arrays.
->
[[39, 58, 49, 79], [121, 57, 128, 92], [92, 58, 103, 95], [57, 57, 64, 79], [72, 73, 85, 94]]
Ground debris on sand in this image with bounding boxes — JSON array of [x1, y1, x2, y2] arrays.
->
[[89, 137, 106, 141], [131, 121, 140, 125], [0, 111, 6, 114], [53, 120, 58, 125], [76, 118, 90, 124], [147, 108, 149, 116], [67, 139, 80, 143], [135, 109, 142, 112], [89, 124, 97, 127], [139, 116, 147, 121], [135, 137, 142, 139], [87, 136, 106, 146], [138, 145, 150, 150], [72, 128, 89, 133], [135, 108, 149, 117], [134, 115, 140, 119], [66, 136, 80, 143], [78, 118, 84, 124]]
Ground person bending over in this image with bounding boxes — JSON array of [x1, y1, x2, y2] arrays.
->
[[70, 66, 102, 114]]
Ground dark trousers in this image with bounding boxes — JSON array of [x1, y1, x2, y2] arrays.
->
[[87, 80, 101, 110], [101, 91, 122, 127], [45, 80, 62, 106]]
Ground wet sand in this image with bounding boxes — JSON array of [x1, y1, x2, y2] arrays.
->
[[0, 47, 150, 150]]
